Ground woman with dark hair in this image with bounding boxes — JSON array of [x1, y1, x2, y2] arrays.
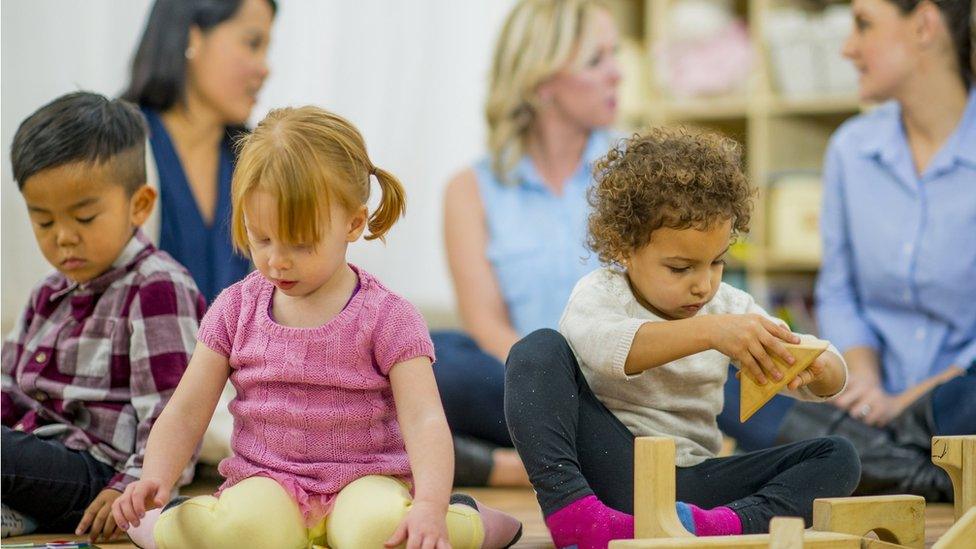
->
[[125, 0, 275, 304], [719, 0, 975, 501]]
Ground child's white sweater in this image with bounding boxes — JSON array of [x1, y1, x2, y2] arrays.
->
[[558, 268, 846, 467]]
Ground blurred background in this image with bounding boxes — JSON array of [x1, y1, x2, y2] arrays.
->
[[2, 0, 862, 334]]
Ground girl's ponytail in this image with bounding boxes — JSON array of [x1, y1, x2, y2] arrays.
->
[[365, 165, 406, 241]]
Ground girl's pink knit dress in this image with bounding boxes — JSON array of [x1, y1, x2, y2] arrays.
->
[[196, 265, 435, 524]]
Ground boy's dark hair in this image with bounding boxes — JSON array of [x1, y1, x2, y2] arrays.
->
[[587, 127, 755, 266], [11, 91, 148, 193]]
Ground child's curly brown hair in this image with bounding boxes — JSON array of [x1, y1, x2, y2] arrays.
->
[[587, 127, 755, 266]]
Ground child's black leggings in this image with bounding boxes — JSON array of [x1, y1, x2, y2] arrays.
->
[[504, 329, 862, 534]]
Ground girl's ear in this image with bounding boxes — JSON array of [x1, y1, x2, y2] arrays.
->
[[346, 205, 368, 242]]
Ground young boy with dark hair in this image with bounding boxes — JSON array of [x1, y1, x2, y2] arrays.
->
[[1, 91, 205, 542]]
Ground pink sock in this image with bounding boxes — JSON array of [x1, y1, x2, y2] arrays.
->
[[545, 495, 634, 549], [687, 503, 742, 536]]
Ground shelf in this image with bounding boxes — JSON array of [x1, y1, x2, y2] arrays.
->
[[768, 95, 862, 116], [748, 252, 821, 273], [647, 96, 750, 122], [610, 0, 854, 306]]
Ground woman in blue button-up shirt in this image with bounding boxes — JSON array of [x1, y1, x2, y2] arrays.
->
[[433, 0, 620, 487], [720, 0, 974, 500]]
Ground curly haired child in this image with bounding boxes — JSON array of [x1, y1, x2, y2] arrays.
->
[[504, 127, 861, 549]]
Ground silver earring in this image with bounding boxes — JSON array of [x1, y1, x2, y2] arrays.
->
[[185, 47, 196, 60]]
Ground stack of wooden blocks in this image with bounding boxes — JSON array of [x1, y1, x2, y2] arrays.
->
[[608, 435, 975, 548]]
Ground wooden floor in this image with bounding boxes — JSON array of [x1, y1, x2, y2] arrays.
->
[[6, 485, 957, 548]]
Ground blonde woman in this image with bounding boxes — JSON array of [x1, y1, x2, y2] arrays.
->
[[433, 0, 621, 487]]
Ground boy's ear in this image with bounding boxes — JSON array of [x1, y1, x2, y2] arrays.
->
[[346, 205, 368, 242], [129, 184, 157, 227]]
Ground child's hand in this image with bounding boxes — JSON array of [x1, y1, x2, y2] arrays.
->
[[785, 353, 828, 391], [709, 314, 800, 385], [384, 500, 451, 549], [112, 477, 170, 531], [76, 488, 124, 542]]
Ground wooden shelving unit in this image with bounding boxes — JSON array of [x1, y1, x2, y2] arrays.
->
[[610, 0, 862, 310]]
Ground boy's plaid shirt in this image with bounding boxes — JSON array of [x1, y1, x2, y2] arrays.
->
[[1, 230, 206, 491]]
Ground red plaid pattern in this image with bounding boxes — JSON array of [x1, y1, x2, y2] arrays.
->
[[2, 230, 206, 492]]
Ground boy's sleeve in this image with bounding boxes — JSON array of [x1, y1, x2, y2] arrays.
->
[[2, 290, 41, 427], [738, 287, 848, 402], [558, 276, 648, 381], [372, 297, 435, 376], [108, 272, 206, 492]]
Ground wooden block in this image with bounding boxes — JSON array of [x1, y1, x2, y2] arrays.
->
[[633, 437, 694, 539], [860, 540, 915, 549], [769, 516, 805, 549], [609, 530, 863, 548], [932, 506, 976, 549], [812, 495, 925, 549], [740, 340, 829, 422], [931, 435, 976, 521]]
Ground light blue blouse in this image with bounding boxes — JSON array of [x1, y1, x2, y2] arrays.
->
[[476, 131, 611, 336], [815, 88, 976, 393]]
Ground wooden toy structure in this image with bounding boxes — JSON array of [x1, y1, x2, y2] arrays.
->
[[739, 340, 829, 422], [610, 435, 976, 548]]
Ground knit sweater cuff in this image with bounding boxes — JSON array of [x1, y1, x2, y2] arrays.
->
[[611, 319, 649, 380]]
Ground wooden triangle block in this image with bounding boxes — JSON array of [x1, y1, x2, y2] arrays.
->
[[740, 339, 829, 422]]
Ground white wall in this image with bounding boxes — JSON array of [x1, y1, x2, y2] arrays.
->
[[1, 0, 515, 330]]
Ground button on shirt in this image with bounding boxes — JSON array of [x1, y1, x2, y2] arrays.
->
[[815, 88, 976, 393], [1, 230, 206, 491]]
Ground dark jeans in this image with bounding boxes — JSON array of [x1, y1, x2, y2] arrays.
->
[[1, 427, 116, 532], [431, 330, 512, 447], [504, 330, 861, 534], [718, 363, 976, 451]]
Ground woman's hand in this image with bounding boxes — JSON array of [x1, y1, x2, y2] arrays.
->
[[384, 500, 451, 549]]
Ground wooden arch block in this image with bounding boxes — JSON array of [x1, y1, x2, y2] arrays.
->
[[633, 437, 694, 539], [812, 495, 925, 548], [933, 506, 976, 549], [931, 435, 976, 521], [610, 531, 863, 548], [769, 516, 805, 549], [740, 339, 829, 422]]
